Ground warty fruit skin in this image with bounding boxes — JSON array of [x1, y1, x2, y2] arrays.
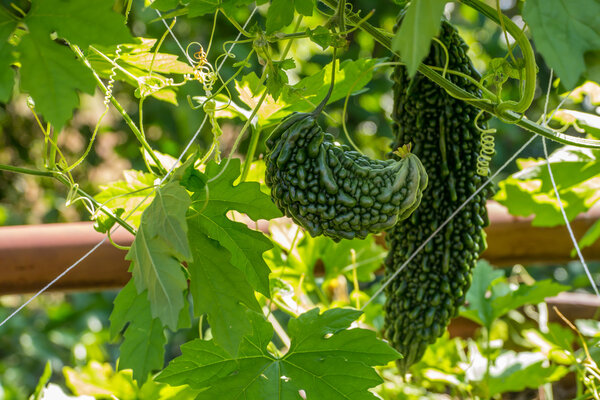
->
[[265, 112, 428, 242], [384, 20, 492, 373]]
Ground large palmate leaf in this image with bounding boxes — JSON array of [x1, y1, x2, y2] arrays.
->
[[188, 159, 281, 295], [95, 170, 157, 229], [523, 0, 600, 89], [186, 230, 262, 355], [126, 181, 191, 330], [18, 34, 96, 131], [109, 281, 166, 383], [157, 308, 400, 399], [25, 0, 132, 48]]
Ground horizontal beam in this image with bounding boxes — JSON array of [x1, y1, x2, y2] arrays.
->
[[448, 291, 600, 338], [1, 201, 599, 296]]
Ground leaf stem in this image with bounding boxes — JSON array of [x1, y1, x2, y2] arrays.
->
[[220, 8, 253, 37], [240, 15, 305, 181], [0, 164, 137, 235]]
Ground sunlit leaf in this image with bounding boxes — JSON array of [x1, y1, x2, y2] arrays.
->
[[157, 308, 399, 399]]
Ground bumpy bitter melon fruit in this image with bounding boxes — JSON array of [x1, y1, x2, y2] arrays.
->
[[384, 21, 492, 372], [265, 112, 428, 241]]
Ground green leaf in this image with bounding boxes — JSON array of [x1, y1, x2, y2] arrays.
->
[[64, 361, 199, 399], [187, 0, 219, 16], [109, 280, 151, 341], [151, 0, 181, 10], [495, 146, 600, 227], [120, 316, 166, 383], [0, 7, 17, 102], [578, 219, 600, 253], [391, 0, 447, 77], [490, 280, 568, 321], [290, 233, 386, 282], [276, 58, 296, 71], [95, 170, 157, 229], [187, 0, 254, 17], [85, 42, 182, 105], [282, 58, 383, 113], [157, 308, 399, 399], [18, 34, 96, 130], [109, 280, 167, 384], [187, 159, 281, 295], [266, 62, 289, 100], [142, 181, 192, 260], [523, 0, 600, 89], [186, 231, 261, 355], [25, 0, 133, 48], [295, 0, 314, 16], [126, 182, 191, 330], [266, 0, 294, 34], [463, 261, 504, 327], [308, 25, 333, 50], [486, 351, 568, 397]]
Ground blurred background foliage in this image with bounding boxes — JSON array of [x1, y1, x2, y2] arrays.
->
[[1, 0, 600, 398]]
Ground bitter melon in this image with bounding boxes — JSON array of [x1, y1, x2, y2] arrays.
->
[[384, 21, 491, 372], [265, 112, 428, 241]]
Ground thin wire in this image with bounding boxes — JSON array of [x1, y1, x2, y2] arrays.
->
[[539, 69, 600, 298], [362, 134, 537, 310], [0, 7, 257, 329], [0, 239, 107, 328], [542, 138, 600, 297]]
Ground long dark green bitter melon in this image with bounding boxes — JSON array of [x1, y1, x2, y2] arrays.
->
[[384, 21, 492, 373], [265, 112, 428, 241]]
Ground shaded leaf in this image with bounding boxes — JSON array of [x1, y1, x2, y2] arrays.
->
[[126, 182, 190, 330], [295, 0, 314, 16], [186, 230, 261, 355], [490, 280, 568, 321], [188, 159, 281, 295], [463, 261, 504, 327], [25, 0, 133, 48], [391, 0, 447, 77], [308, 25, 333, 50], [109, 280, 167, 383], [266, 0, 294, 34], [495, 146, 600, 227], [18, 34, 95, 130], [0, 6, 17, 102], [523, 0, 600, 89]]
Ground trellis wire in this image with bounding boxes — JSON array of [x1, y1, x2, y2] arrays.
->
[[540, 69, 600, 298], [542, 138, 600, 297], [361, 134, 538, 310], [0, 7, 257, 329]]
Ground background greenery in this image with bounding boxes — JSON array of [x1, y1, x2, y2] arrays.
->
[[1, 0, 600, 398]]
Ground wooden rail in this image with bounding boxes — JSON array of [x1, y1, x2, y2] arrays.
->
[[1, 201, 600, 295], [1, 201, 599, 335]]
